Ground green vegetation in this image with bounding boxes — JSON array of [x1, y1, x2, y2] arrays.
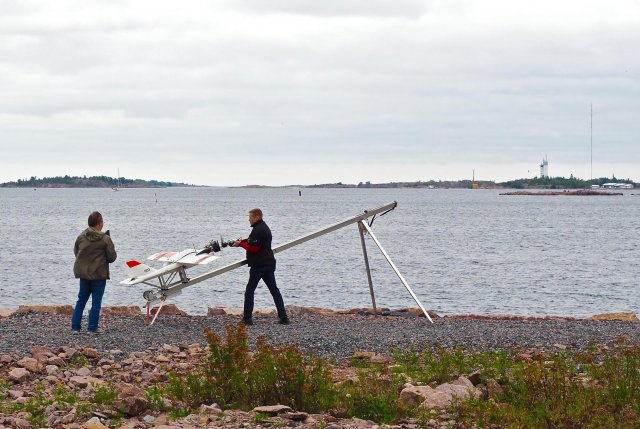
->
[[500, 175, 635, 189], [1, 327, 637, 428], [164, 324, 337, 414], [0, 379, 124, 427], [0, 175, 193, 188], [151, 324, 640, 428]]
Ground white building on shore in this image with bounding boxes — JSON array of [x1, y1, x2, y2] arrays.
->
[[539, 156, 549, 178]]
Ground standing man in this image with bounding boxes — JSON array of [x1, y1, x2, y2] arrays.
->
[[233, 208, 289, 325], [71, 211, 117, 333]]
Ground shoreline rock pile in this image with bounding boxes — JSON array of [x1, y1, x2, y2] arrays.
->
[[1, 305, 639, 428]]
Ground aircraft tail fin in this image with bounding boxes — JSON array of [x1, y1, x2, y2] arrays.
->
[[122, 260, 155, 284]]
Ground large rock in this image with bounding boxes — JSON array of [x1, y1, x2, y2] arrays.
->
[[339, 307, 391, 315], [102, 306, 142, 316], [9, 367, 30, 383], [207, 307, 227, 316], [587, 312, 639, 322], [0, 308, 15, 317], [401, 377, 480, 410], [16, 304, 73, 315], [399, 385, 438, 407], [17, 357, 42, 373], [285, 306, 337, 316], [150, 304, 187, 316], [253, 405, 292, 415], [208, 307, 243, 316], [84, 416, 109, 429], [114, 383, 149, 416]]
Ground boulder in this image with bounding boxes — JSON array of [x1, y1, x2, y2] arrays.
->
[[402, 378, 480, 410], [17, 357, 42, 373], [0, 308, 15, 317], [114, 383, 149, 416], [399, 385, 438, 407], [16, 304, 73, 315], [418, 389, 452, 410], [8, 367, 30, 383], [150, 304, 187, 316], [587, 312, 639, 322], [285, 305, 337, 316], [284, 412, 309, 421], [101, 306, 142, 316], [199, 404, 223, 416], [207, 307, 227, 316], [252, 405, 292, 415], [84, 416, 109, 429], [339, 307, 391, 315]]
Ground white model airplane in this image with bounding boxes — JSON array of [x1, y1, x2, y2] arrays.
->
[[121, 249, 220, 287], [122, 240, 225, 286], [121, 240, 227, 323]]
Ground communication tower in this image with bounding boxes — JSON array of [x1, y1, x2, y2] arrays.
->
[[539, 156, 549, 178]]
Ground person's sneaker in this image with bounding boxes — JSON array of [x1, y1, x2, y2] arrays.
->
[[278, 318, 290, 325], [88, 330, 102, 335], [71, 330, 81, 335], [241, 319, 254, 326]]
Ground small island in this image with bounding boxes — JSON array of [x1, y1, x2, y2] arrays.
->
[[0, 175, 194, 188], [500, 189, 623, 196]]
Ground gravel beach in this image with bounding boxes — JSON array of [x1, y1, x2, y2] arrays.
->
[[2, 310, 639, 359]]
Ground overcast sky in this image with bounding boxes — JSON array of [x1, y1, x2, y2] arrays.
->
[[1, 0, 638, 186]]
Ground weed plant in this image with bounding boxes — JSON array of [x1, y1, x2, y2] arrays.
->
[[341, 364, 410, 423], [165, 323, 337, 412], [154, 326, 640, 428]]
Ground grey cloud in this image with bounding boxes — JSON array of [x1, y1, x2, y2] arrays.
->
[[227, 0, 428, 18]]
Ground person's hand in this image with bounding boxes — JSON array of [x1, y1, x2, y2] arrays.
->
[[232, 239, 243, 247]]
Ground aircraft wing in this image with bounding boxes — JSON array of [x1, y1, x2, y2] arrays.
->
[[147, 250, 220, 265], [120, 262, 184, 285]]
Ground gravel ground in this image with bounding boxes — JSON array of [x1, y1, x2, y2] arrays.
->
[[2, 311, 639, 360]]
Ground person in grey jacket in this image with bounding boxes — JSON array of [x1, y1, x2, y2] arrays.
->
[[71, 211, 117, 333]]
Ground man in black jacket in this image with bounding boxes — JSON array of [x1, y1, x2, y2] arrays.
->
[[232, 208, 289, 325]]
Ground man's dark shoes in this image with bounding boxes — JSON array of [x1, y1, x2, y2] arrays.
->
[[278, 318, 290, 325], [241, 318, 254, 326]]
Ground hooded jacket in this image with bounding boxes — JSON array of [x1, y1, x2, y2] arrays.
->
[[73, 227, 117, 280]]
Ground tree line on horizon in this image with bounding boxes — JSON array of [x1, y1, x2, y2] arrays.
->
[[0, 175, 189, 188], [500, 175, 635, 189], [0, 174, 635, 189]]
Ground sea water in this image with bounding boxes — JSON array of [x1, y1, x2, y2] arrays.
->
[[0, 187, 638, 317]]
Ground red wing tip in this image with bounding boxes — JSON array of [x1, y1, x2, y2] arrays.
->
[[126, 260, 141, 268]]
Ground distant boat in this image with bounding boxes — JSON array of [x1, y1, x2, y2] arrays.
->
[[112, 169, 121, 191], [602, 183, 633, 189]]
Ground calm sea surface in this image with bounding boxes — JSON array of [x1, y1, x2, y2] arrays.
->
[[0, 187, 638, 317]]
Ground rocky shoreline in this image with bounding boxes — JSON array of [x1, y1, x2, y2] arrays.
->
[[1, 305, 639, 359], [1, 306, 639, 429]]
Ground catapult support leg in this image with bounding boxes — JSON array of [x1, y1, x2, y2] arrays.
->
[[146, 301, 151, 326], [358, 221, 377, 315], [150, 297, 166, 326], [360, 221, 433, 323]]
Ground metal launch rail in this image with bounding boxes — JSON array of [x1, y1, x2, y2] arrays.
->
[[146, 201, 433, 323]]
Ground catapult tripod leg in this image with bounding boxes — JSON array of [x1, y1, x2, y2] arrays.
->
[[360, 221, 433, 323], [358, 221, 377, 315], [150, 297, 166, 326]]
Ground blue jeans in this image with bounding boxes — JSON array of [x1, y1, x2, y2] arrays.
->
[[243, 264, 287, 321], [71, 279, 106, 331]]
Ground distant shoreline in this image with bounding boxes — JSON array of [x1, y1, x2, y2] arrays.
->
[[500, 189, 624, 196], [1, 175, 636, 190]]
